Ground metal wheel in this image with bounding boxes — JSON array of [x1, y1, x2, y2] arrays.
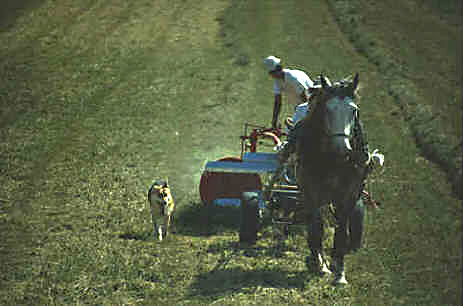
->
[[239, 191, 260, 244]]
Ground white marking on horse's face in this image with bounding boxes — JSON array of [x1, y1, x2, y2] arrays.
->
[[344, 138, 352, 150], [324, 96, 357, 154]]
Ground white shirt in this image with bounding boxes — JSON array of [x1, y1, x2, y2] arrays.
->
[[274, 69, 314, 106], [283, 102, 310, 134], [292, 102, 309, 124]]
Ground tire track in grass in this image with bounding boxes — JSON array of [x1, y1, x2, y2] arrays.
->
[[0, 0, 218, 296], [2, 0, 244, 302], [1, 0, 190, 214], [327, 0, 462, 199], [326, 1, 461, 304], [206, 1, 461, 305]]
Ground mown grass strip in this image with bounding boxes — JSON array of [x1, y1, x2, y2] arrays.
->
[[1, 0, 461, 305], [327, 0, 462, 199]]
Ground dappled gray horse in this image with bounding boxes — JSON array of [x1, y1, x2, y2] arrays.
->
[[296, 74, 369, 285]]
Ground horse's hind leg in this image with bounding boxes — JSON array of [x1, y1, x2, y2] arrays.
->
[[306, 207, 331, 275]]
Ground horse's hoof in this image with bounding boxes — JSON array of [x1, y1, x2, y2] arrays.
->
[[320, 263, 332, 276], [332, 273, 348, 286], [306, 255, 332, 276]]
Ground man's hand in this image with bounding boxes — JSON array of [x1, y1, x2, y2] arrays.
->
[[277, 141, 292, 164], [300, 92, 308, 102]]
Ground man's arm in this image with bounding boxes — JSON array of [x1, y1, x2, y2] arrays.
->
[[272, 94, 281, 129]]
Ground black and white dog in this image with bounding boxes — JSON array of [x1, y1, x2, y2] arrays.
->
[[147, 180, 175, 241]]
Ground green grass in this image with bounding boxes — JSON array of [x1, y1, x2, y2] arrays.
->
[[327, 0, 462, 198], [1, 0, 461, 304]]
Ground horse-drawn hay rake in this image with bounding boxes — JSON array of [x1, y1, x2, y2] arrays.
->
[[199, 120, 382, 244], [199, 122, 306, 243]]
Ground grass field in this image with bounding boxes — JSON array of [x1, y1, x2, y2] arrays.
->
[[1, 0, 461, 304]]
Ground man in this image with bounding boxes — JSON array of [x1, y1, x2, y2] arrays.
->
[[264, 55, 314, 129]]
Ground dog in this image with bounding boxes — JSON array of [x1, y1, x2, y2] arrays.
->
[[147, 180, 176, 241]]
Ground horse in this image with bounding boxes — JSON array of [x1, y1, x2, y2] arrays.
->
[[296, 73, 369, 285]]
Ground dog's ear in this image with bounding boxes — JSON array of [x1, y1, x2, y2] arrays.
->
[[165, 178, 169, 187]]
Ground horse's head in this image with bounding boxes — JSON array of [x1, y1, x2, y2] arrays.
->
[[307, 73, 360, 157]]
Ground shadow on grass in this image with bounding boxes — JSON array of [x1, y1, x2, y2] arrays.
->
[[188, 266, 314, 298], [205, 235, 307, 259], [0, 0, 46, 32], [117, 202, 242, 241], [187, 233, 327, 299], [118, 231, 154, 241], [174, 202, 243, 237]]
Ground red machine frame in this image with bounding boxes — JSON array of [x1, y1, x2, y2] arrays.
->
[[199, 123, 286, 204]]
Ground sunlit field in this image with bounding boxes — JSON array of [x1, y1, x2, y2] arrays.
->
[[1, 0, 461, 304]]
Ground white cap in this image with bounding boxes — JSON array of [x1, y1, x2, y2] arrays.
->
[[264, 56, 281, 72]]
